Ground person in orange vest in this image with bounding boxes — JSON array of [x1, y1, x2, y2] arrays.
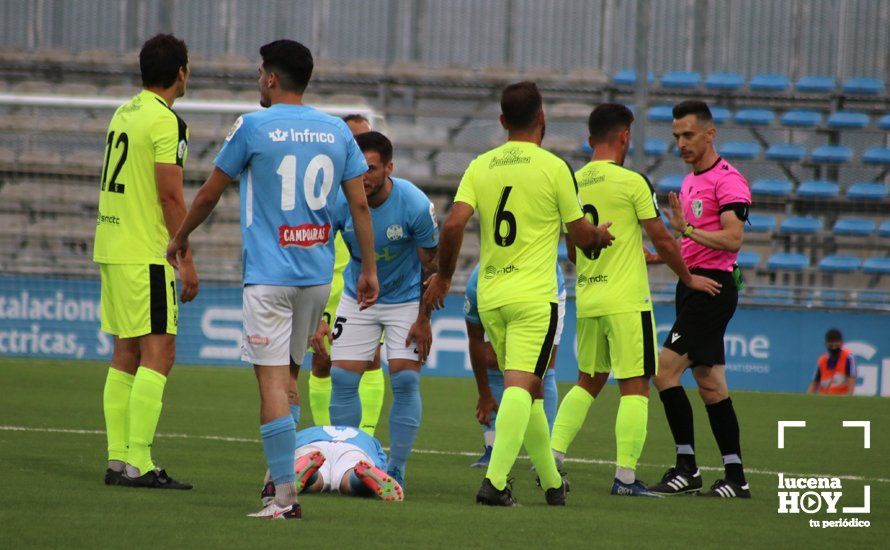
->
[[807, 329, 857, 395]]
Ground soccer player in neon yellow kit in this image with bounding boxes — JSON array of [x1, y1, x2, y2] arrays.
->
[[548, 104, 719, 496], [423, 82, 614, 506], [94, 34, 198, 489], [307, 113, 386, 435]]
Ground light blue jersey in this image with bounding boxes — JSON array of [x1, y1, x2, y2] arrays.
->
[[214, 104, 368, 286], [295, 425, 387, 470], [332, 177, 438, 304], [464, 262, 565, 324]]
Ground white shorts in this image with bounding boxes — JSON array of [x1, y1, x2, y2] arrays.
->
[[241, 284, 330, 366], [295, 440, 372, 493], [554, 290, 567, 346], [330, 294, 420, 362]]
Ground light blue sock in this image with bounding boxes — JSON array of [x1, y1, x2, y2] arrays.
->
[[260, 415, 296, 485], [543, 369, 558, 433], [387, 370, 422, 474], [289, 404, 301, 428], [483, 369, 504, 445], [329, 367, 362, 427]]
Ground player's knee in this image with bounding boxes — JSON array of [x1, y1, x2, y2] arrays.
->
[[390, 369, 420, 395]]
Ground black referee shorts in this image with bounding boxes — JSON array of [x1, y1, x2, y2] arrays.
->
[[663, 268, 738, 367]]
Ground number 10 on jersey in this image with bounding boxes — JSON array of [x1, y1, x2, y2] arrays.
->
[[276, 153, 335, 211]]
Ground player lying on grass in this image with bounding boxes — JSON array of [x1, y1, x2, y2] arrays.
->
[[465, 262, 565, 468], [259, 426, 404, 510], [313, 131, 439, 490]]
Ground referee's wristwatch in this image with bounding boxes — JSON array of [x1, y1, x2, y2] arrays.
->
[[682, 223, 695, 238]]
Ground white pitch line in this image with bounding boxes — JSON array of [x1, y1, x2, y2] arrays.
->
[[2, 425, 886, 484]]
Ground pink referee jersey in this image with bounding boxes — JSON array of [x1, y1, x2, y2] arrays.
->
[[679, 157, 751, 271]]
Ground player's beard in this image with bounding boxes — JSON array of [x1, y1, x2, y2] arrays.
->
[[259, 93, 271, 108]]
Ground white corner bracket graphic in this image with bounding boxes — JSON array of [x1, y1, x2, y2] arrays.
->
[[842, 421, 871, 449], [777, 420, 807, 449]]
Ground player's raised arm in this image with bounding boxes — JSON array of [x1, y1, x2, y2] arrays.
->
[[665, 191, 746, 252], [642, 217, 721, 296], [341, 174, 378, 309]]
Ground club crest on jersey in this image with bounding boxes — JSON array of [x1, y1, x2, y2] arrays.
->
[[225, 116, 243, 142], [692, 199, 703, 218], [177, 139, 187, 160], [278, 223, 330, 248], [386, 224, 404, 241], [268, 128, 288, 142]]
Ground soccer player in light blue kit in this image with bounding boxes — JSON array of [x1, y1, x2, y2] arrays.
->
[[312, 131, 438, 489], [262, 425, 404, 501], [167, 40, 378, 520], [465, 262, 566, 467]]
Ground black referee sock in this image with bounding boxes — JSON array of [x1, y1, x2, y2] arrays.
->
[[705, 398, 746, 485], [658, 386, 697, 472]]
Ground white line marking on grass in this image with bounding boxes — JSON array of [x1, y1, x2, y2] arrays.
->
[[2, 425, 886, 484]]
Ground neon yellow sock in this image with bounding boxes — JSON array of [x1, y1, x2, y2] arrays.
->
[[616, 395, 649, 470], [485, 386, 532, 490], [359, 368, 385, 435], [127, 367, 167, 475], [308, 373, 332, 426], [103, 368, 134, 463], [550, 385, 595, 454], [524, 400, 562, 490]]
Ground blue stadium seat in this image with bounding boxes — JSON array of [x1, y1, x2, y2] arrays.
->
[[780, 110, 822, 127], [765, 144, 805, 162], [734, 108, 775, 126], [780, 216, 822, 234], [767, 252, 810, 271], [705, 72, 744, 91], [644, 138, 668, 157], [661, 71, 701, 89], [795, 75, 836, 93], [833, 218, 875, 236], [826, 110, 870, 129], [810, 145, 852, 164], [862, 257, 890, 275], [657, 174, 684, 193], [581, 140, 593, 154], [751, 179, 793, 197], [613, 68, 654, 86], [863, 147, 890, 165], [818, 255, 861, 273], [710, 106, 731, 125], [747, 213, 777, 233], [647, 104, 674, 122], [878, 220, 890, 238], [719, 141, 761, 159], [847, 182, 888, 201], [797, 180, 839, 198], [749, 73, 790, 92], [878, 114, 890, 131], [736, 250, 761, 269], [842, 77, 885, 95]]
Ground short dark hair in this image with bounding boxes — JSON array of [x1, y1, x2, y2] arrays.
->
[[343, 114, 370, 125], [588, 103, 635, 143], [355, 131, 393, 165], [825, 328, 843, 342], [673, 100, 713, 123], [139, 34, 188, 89], [500, 81, 542, 130], [259, 39, 313, 93]]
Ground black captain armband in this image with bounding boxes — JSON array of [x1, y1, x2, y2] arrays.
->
[[719, 202, 749, 222]]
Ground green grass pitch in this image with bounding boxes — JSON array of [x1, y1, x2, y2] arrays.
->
[[1, 358, 887, 547]]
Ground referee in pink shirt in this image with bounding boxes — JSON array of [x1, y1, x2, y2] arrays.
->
[[647, 100, 752, 499]]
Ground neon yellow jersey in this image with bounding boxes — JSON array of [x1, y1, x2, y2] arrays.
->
[[574, 160, 658, 317], [93, 89, 188, 264], [454, 141, 583, 311]]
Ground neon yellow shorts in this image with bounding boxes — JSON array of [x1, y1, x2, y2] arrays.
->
[[479, 301, 558, 377], [577, 310, 657, 380], [99, 263, 178, 338]]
